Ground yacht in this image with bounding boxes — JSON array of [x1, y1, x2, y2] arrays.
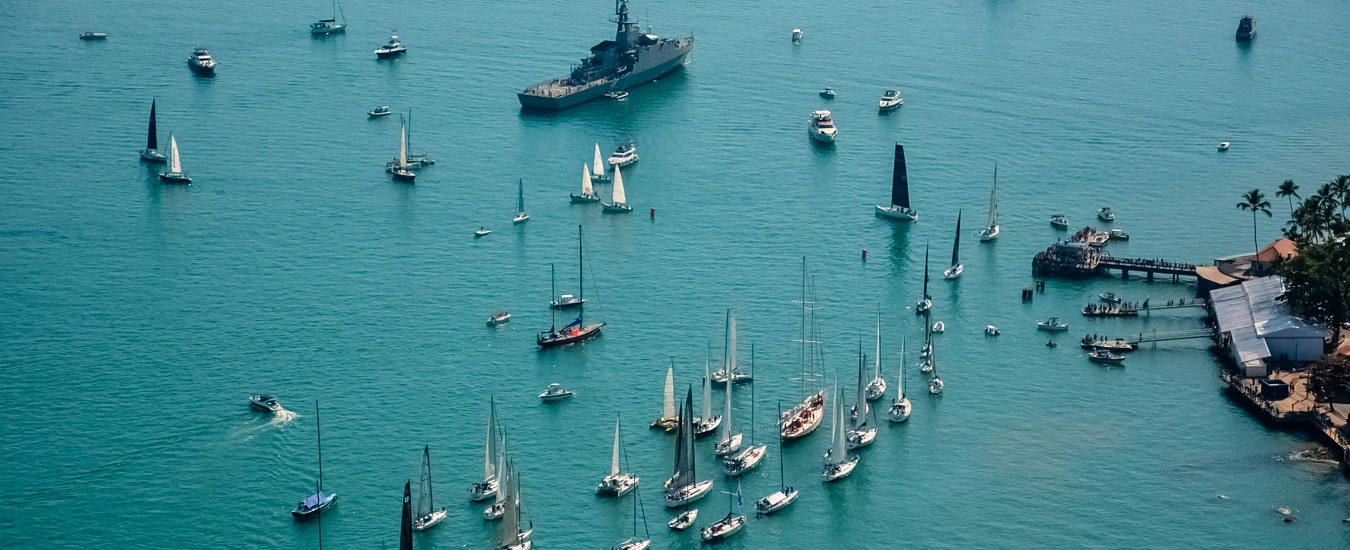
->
[[512, 178, 529, 224], [700, 481, 746, 542], [390, 122, 416, 182], [1097, 207, 1115, 221], [864, 313, 886, 401], [469, 399, 502, 502], [791, 29, 803, 42], [1050, 214, 1069, 228], [878, 89, 903, 111], [157, 134, 191, 183], [875, 144, 918, 221], [845, 345, 877, 450], [1109, 228, 1130, 240], [916, 244, 932, 313], [808, 110, 837, 143], [79, 31, 107, 40], [1036, 317, 1069, 331], [818, 87, 835, 98], [694, 359, 722, 437], [537, 227, 604, 348], [537, 383, 574, 401], [412, 445, 448, 531], [597, 416, 639, 497], [188, 47, 216, 73], [821, 386, 859, 482], [979, 164, 1000, 242], [292, 402, 337, 518], [929, 376, 944, 394], [713, 310, 743, 457], [368, 105, 392, 118], [549, 294, 586, 309], [140, 99, 167, 162], [249, 394, 282, 413], [487, 312, 511, 326], [607, 143, 638, 167], [888, 337, 911, 422], [755, 410, 798, 513], [310, 0, 347, 34], [375, 34, 406, 58], [664, 389, 714, 507], [942, 211, 963, 280]]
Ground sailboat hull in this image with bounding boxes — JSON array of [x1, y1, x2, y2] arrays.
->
[[888, 399, 911, 422], [875, 205, 918, 221], [291, 492, 338, 517], [943, 265, 963, 279], [537, 322, 604, 348], [663, 479, 713, 507], [413, 509, 447, 531], [570, 193, 601, 203], [140, 150, 167, 162], [979, 226, 999, 241], [602, 202, 633, 213], [821, 456, 859, 481], [779, 391, 824, 440], [157, 172, 191, 184]]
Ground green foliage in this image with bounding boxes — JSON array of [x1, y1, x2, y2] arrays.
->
[[1278, 238, 1350, 345], [1307, 354, 1350, 403], [1284, 175, 1350, 244], [1236, 188, 1273, 255]]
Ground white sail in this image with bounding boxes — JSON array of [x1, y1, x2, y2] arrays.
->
[[611, 164, 626, 204], [662, 366, 675, 419], [582, 163, 594, 196], [167, 134, 181, 173], [701, 358, 712, 421], [398, 123, 408, 169], [484, 402, 497, 479], [830, 384, 847, 464], [593, 143, 605, 177], [610, 417, 621, 477], [898, 337, 906, 398], [987, 165, 998, 228], [720, 311, 736, 441], [874, 313, 881, 379]]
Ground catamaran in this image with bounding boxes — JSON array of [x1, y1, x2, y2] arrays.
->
[[723, 361, 766, 476], [821, 385, 859, 481], [864, 312, 886, 400], [755, 402, 799, 514], [846, 340, 877, 449], [889, 337, 912, 422], [293, 401, 337, 517], [916, 245, 933, 313], [613, 485, 652, 550], [310, 0, 347, 34], [157, 133, 191, 183], [538, 226, 604, 347], [693, 355, 722, 437], [590, 143, 611, 183], [978, 163, 999, 242], [512, 178, 530, 224], [781, 258, 825, 440], [699, 481, 746, 542], [597, 415, 639, 497], [651, 364, 679, 431], [140, 99, 166, 162], [714, 310, 743, 456], [390, 123, 416, 182], [943, 211, 963, 279], [412, 445, 447, 530], [469, 398, 501, 501], [571, 164, 601, 203], [664, 389, 713, 507], [602, 164, 632, 213], [875, 144, 917, 221]]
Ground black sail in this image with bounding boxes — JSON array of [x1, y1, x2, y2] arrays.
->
[[951, 211, 962, 267], [146, 99, 158, 151], [670, 399, 688, 489], [891, 144, 910, 209], [399, 481, 413, 550]]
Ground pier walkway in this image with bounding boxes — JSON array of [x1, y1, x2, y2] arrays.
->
[[1032, 236, 1198, 281]]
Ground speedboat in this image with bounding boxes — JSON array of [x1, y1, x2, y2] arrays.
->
[[474, 227, 492, 238], [549, 294, 586, 309], [1036, 317, 1070, 331], [808, 110, 838, 143], [605, 91, 629, 100], [1235, 15, 1255, 41], [1099, 292, 1121, 303], [79, 31, 107, 40], [819, 87, 835, 98], [821, 455, 858, 481], [668, 509, 698, 530], [607, 144, 638, 167], [487, 312, 511, 326], [1050, 214, 1069, 228], [723, 444, 767, 476], [538, 383, 575, 401], [1088, 350, 1126, 364], [791, 29, 803, 42], [943, 264, 963, 280], [374, 34, 407, 58], [755, 488, 798, 514], [188, 47, 216, 73], [932, 321, 945, 334], [878, 89, 903, 111], [292, 491, 337, 517], [1097, 207, 1115, 221], [700, 514, 746, 542], [596, 472, 638, 497], [1109, 228, 1130, 240], [249, 394, 282, 413], [985, 325, 1000, 336], [368, 106, 392, 118], [1218, 141, 1230, 151], [929, 377, 944, 394]]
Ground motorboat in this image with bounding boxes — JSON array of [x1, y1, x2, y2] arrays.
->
[[878, 89, 903, 111], [791, 29, 803, 42], [722, 443, 766, 476], [571, 164, 601, 203], [1235, 15, 1255, 41], [475, 227, 492, 238], [700, 513, 745, 542], [512, 178, 529, 224], [1109, 228, 1130, 240], [1099, 292, 1121, 303], [597, 416, 640, 497], [605, 90, 629, 100], [984, 325, 1000, 336], [1088, 350, 1126, 363], [943, 210, 963, 279], [412, 445, 448, 531], [876, 144, 918, 221], [808, 110, 838, 143], [1097, 207, 1116, 221], [368, 105, 392, 118], [538, 383, 575, 401], [140, 99, 167, 162], [188, 47, 216, 73], [550, 294, 586, 309], [668, 509, 697, 530], [79, 31, 107, 40], [1036, 317, 1069, 331], [932, 321, 945, 333], [1050, 214, 1069, 228], [311, 0, 347, 34], [157, 134, 191, 183], [818, 87, 835, 98], [607, 143, 638, 167], [249, 394, 282, 413], [486, 312, 511, 326], [374, 34, 407, 58], [1218, 141, 1230, 151]]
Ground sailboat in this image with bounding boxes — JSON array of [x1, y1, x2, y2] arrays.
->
[[612, 485, 652, 550], [597, 414, 639, 497], [864, 312, 886, 400], [915, 245, 933, 313], [292, 401, 337, 517], [412, 446, 447, 530], [754, 402, 799, 514], [664, 388, 713, 507], [310, 0, 347, 34], [537, 225, 604, 347], [714, 310, 743, 456], [469, 398, 500, 501], [699, 480, 746, 542], [139, 99, 166, 162], [651, 363, 679, 431], [821, 384, 859, 481], [157, 133, 191, 183], [484, 433, 510, 520], [399, 480, 413, 550], [888, 336, 912, 422], [780, 258, 825, 440], [875, 143, 918, 220], [943, 211, 963, 279], [846, 338, 877, 449], [571, 164, 601, 203], [693, 354, 722, 437], [978, 163, 999, 242], [390, 123, 416, 182], [601, 164, 632, 213], [712, 340, 752, 387], [512, 178, 530, 224], [928, 339, 944, 394], [494, 461, 532, 550], [724, 358, 766, 476], [386, 110, 434, 171], [590, 143, 612, 183]]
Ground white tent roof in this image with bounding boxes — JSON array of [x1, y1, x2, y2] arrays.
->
[[1211, 276, 1326, 363]]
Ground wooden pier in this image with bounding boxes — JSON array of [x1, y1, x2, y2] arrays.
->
[[1032, 233, 1198, 281]]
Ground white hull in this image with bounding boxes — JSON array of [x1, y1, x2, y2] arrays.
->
[[943, 264, 963, 279], [714, 433, 742, 456], [608, 155, 638, 167], [846, 428, 876, 449], [663, 479, 714, 507], [468, 478, 498, 501], [596, 473, 639, 497], [979, 225, 999, 241], [809, 129, 836, 143], [864, 378, 886, 401], [822, 456, 859, 481], [668, 509, 698, 530], [140, 149, 167, 162], [413, 509, 447, 531], [700, 515, 746, 542], [723, 443, 767, 476], [513, 214, 530, 224], [915, 299, 931, 313], [875, 205, 918, 221], [755, 489, 798, 514], [694, 416, 722, 437], [888, 399, 911, 422]]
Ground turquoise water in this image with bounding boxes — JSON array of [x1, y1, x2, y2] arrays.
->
[[3, 0, 1349, 548]]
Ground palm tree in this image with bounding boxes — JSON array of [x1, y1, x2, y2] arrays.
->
[[1332, 174, 1350, 216], [1276, 179, 1300, 215], [1235, 188, 1272, 256]]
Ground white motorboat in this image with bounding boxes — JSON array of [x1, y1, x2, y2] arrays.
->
[[1099, 292, 1121, 303], [878, 89, 903, 111], [188, 47, 216, 73], [157, 134, 191, 183], [475, 227, 492, 238], [1036, 317, 1069, 331], [979, 163, 1000, 242], [487, 312, 511, 326], [469, 399, 501, 501], [1050, 214, 1069, 228], [590, 143, 612, 183], [876, 144, 918, 221], [571, 164, 601, 203], [651, 365, 679, 431], [822, 386, 859, 481], [549, 293, 586, 309], [665, 389, 714, 507], [864, 313, 886, 401], [597, 416, 640, 497], [791, 28, 803, 42], [602, 163, 632, 213], [943, 211, 963, 279], [537, 383, 574, 401], [292, 401, 337, 518], [310, 0, 347, 34], [412, 445, 448, 531], [79, 31, 107, 40], [888, 337, 911, 422], [607, 143, 638, 167], [512, 178, 530, 224], [375, 34, 407, 58], [1218, 141, 1230, 151], [390, 123, 416, 182], [140, 99, 167, 162], [668, 509, 697, 530], [249, 394, 282, 413], [985, 325, 1000, 336], [932, 321, 945, 334], [1097, 207, 1116, 221], [818, 87, 835, 98], [605, 90, 629, 100], [1088, 350, 1126, 364], [694, 357, 722, 437], [368, 105, 392, 118], [808, 110, 838, 143]]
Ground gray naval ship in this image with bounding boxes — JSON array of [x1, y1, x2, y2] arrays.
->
[[518, 0, 694, 110]]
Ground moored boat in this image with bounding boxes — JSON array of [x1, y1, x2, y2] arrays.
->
[[664, 389, 714, 507], [808, 110, 838, 143], [1088, 350, 1126, 363], [1097, 207, 1115, 221], [140, 99, 167, 162], [538, 227, 604, 348], [487, 312, 511, 326], [374, 34, 406, 58], [310, 0, 347, 34], [1235, 15, 1255, 41], [607, 143, 638, 167], [878, 89, 903, 111], [188, 47, 216, 73], [1050, 214, 1069, 228], [1036, 317, 1070, 331], [537, 383, 575, 401], [601, 164, 633, 213], [979, 163, 1000, 242], [368, 105, 392, 118]]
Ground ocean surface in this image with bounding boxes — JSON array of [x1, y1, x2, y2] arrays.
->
[[2, 0, 1349, 548]]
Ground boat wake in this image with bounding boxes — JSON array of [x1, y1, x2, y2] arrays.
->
[[234, 408, 298, 441], [1283, 448, 1338, 465]]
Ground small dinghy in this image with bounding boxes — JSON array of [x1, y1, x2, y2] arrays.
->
[[368, 105, 392, 118], [249, 394, 282, 413], [1088, 350, 1126, 364], [984, 325, 1000, 336], [1099, 292, 1121, 303], [486, 312, 511, 326], [819, 87, 835, 98], [932, 321, 945, 333], [1050, 214, 1069, 228], [1218, 141, 1230, 151], [668, 509, 697, 530], [605, 91, 629, 100], [474, 227, 492, 238], [538, 383, 574, 401]]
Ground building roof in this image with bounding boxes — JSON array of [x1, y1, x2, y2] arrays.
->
[[1196, 265, 1239, 286], [1255, 238, 1298, 263], [1211, 275, 1327, 363]]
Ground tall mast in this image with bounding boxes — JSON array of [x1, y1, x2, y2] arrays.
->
[[799, 257, 806, 399], [750, 343, 755, 442], [577, 225, 584, 324], [549, 264, 556, 331], [777, 402, 785, 490], [315, 400, 323, 492], [425, 445, 434, 510]]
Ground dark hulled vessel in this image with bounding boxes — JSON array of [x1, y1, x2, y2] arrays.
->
[[1235, 16, 1255, 41], [518, 0, 693, 110]]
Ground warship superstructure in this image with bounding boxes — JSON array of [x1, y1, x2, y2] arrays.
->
[[518, 0, 693, 110]]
